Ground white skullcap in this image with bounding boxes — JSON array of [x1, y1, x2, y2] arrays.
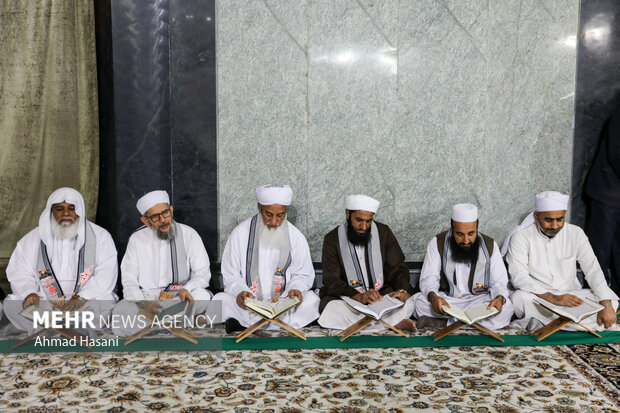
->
[[256, 184, 293, 206], [136, 190, 170, 215], [346, 194, 380, 213], [452, 203, 478, 223], [535, 191, 569, 212]]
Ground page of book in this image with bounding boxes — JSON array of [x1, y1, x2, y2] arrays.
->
[[463, 305, 499, 324], [159, 300, 190, 318], [442, 303, 498, 325], [19, 305, 38, 321], [272, 297, 300, 316], [244, 298, 273, 313], [244, 297, 300, 319], [534, 297, 604, 323], [341, 295, 403, 320]]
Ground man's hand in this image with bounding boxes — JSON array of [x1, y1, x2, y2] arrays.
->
[[539, 292, 583, 307], [389, 290, 409, 303], [352, 289, 382, 304], [138, 301, 162, 320], [288, 289, 303, 302], [487, 296, 504, 314], [597, 300, 617, 329], [179, 288, 194, 304], [428, 292, 450, 316], [61, 295, 85, 311], [23, 293, 40, 309], [236, 291, 253, 310]]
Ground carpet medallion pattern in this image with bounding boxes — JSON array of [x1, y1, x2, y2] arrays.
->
[[0, 345, 618, 412]]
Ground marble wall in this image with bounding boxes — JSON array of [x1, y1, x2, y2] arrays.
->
[[217, 0, 579, 260]]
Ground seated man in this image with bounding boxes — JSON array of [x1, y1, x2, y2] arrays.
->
[[412, 204, 513, 330], [318, 195, 417, 332], [506, 191, 619, 331], [4, 188, 118, 334], [112, 190, 213, 336], [214, 185, 319, 333]]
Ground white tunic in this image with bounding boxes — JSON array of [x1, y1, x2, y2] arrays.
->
[[506, 223, 618, 331], [6, 223, 118, 301], [215, 217, 319, 329], [120, 223, 212, 300], [507, 223, 617, 300], [412, 236, 513, 330], [419, 237, 509, 301], [4, 222, 118, 333]]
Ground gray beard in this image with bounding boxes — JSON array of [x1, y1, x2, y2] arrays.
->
[[152, 221, 175, 241], [51, 217, 80, 240], [257, 218, 287, 250]]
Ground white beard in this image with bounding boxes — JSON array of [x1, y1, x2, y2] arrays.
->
[[257, 218, 288, 250], [150, 220, 175, 241], [51, 217, 80, 240]]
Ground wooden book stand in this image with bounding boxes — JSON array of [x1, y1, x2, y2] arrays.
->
[[236, 305, 305, 342], [124, 313, 198, 346], [530, 316, 602, 341], [338, 315, 410, 341], [433, 320, 504, 342]]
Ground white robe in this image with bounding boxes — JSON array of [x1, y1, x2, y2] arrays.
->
[[111, 223, 213, 336], [412, 237, 514, 330], [213, 217, 319, 329], [318, 244, 414, 332], [319, 296, 415, 332], [506, 223, 619, 331], [4, 222, 118, 333]]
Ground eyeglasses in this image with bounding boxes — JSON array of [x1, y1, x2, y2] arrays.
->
[[146, 208, 171, 223]]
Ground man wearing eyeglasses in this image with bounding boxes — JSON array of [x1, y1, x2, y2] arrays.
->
[[111, 190, 213, 336]]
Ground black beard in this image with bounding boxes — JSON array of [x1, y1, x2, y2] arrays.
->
[[536, 222, 562, 238], [450, 234, 480, 264], [346, 218, 371, 245]]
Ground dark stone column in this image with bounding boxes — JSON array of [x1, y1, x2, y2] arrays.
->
[[571, 0, 620, 227], [95, 0, 217, 261], [169, 1, 218, 258]]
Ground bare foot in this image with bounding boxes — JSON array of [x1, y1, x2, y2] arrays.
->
[[394, 319, 417, 332]]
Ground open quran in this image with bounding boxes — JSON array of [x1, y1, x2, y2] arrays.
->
[[340, 295, 403, 320], [158, 300, 190, 318], [533, 297, 604, 323], [244, 297, 300, 319], [442, 303, 499, 325]]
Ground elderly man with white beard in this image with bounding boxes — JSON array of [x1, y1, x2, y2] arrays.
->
[[214, 185, 320, 333], [111, 190, 213, 336], [3, 188, 118, 334]]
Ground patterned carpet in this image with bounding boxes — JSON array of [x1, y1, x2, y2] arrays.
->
[[0, 340, 618, 412]]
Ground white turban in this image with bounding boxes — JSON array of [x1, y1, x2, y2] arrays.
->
[[136, 190, 170, 215], [39, 187, 87, 249], [500, 191, 570, 256], [256, 185, 293, 206], [451, 203, 478, 223], [346, 194, 380, 213], [535, 191, 569, 212]]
